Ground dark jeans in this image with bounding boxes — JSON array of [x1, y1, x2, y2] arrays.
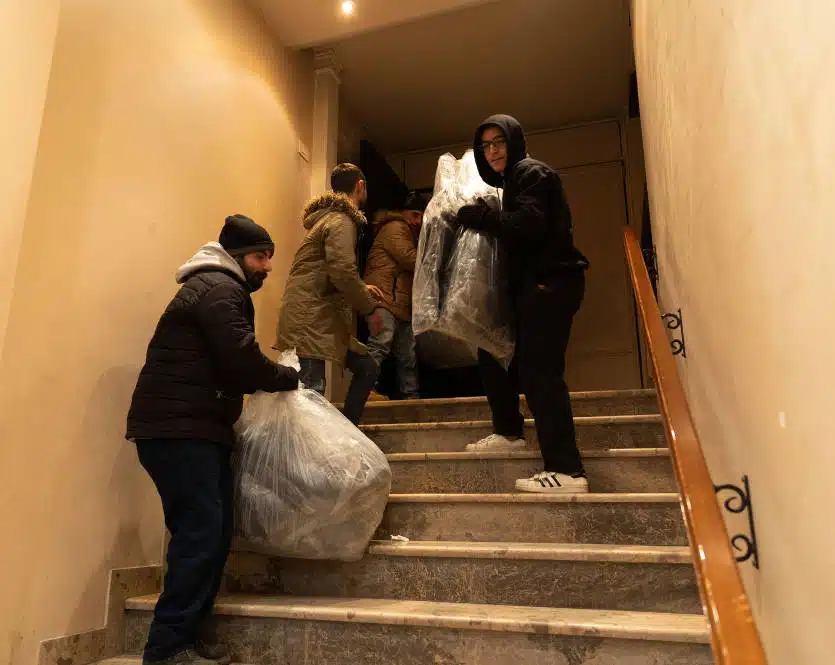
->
[[479, 271, 586, 475], [299, 350, 379, 425], [135, 439, 233, 662]]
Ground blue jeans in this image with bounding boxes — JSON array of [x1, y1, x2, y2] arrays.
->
[[366, 308, 420, 399], [299, 350, 379, 425]]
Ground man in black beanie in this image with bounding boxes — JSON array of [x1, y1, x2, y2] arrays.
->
[[126, 214, 299, 665]]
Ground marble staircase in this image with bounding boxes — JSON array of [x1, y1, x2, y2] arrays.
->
[[109, 390, 715, 664]]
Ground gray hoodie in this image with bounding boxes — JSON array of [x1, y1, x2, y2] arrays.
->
[[176, 242, 246, 285]]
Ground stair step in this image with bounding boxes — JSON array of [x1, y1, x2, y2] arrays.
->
[[363, 415, 666, 453], [387, 448, 676, 493], [96, 660, 249, 665], [357, 389, 659, 423], [367, 540, 692, 561], [124, 595, 712, 665], [94, 654, 248, 665], [379, 493, 686, 545], [226, 541, 699, 613]]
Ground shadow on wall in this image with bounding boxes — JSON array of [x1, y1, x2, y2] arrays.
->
[[1, 1, 317, 660], [46, 365, 162, 639]]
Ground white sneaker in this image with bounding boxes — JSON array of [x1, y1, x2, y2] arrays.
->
[[515, 471, 589, 494], [465, 433, 526, 452]]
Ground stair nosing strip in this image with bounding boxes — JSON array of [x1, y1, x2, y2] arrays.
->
[[361, 414, 663, 432], [366, 540, 692, 563], [386, 448, 670, 462], [386, 492, 680, 504], [125, 594, 708, 644], [357, 389, 658, 410]]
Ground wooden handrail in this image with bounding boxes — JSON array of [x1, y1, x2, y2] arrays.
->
[[623, 228, 768, 665]]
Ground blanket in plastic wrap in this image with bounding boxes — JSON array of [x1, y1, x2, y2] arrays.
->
[[412, 149, 515, 366], [233, 351, 392, 561]]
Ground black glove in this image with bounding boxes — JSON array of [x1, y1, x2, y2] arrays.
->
[[457, 203, 484, 229], [273, 365, 300, 391], [457, 200, 500, 233]]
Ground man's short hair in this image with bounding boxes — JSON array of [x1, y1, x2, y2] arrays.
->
[[331, 163, 365, 195]]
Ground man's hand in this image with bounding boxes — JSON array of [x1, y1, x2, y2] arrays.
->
[[457, 203, 485, 230], [458, 199, 501, 235], [457, 200, 499, 233], [274, 365, 300, 391], [367, 284, 385, 301], [367, 308, 385, 337]]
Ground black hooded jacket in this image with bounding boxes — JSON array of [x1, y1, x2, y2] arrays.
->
[[471, 114, 588, 291], [126, 242, 299, 446]]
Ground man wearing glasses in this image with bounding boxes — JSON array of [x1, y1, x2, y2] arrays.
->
[[456, 114, 590, 495]]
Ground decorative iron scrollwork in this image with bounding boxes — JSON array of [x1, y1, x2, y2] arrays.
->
[[662, 308, 686, 358], [714, 475, 759, 569]]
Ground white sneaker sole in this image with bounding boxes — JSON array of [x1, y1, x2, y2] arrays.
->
[[515, 480, 590, 494], [465, 440, 527, 452]]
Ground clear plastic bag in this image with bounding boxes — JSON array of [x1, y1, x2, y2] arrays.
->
[[412, 150, 515, 366], [440, 222, 515, 364], [233, 351, 392, 561], [412, 153, 460, 335]]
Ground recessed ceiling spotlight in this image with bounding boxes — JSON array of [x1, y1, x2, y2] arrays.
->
[[341, 1, 355, 17]]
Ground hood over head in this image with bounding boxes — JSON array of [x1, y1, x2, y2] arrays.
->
[[302, 191, 367, 230], [176, 242, 246, 285], [473, 114, 528, 187]]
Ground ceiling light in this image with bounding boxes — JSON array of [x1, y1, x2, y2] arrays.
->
[[341, 1, 355, 17]]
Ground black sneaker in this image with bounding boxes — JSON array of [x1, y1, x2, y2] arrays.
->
[[196, 640, 231, 665]]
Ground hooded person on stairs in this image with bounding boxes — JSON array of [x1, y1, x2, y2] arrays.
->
[[362, 191, 428, 400], [126, 214, 300, 665], [274, 163, 385, 424], [456, 114, 591, 494]]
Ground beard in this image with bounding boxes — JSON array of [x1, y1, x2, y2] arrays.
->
[[246, 271, 268, 292], [236, 258, 268, 292]]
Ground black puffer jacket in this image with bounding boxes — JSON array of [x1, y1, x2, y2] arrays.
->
[[126, 243, 298, 446], [469, 114, 589, 293]]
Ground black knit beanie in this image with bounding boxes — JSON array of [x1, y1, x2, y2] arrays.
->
[[219, 214, 275, 257]]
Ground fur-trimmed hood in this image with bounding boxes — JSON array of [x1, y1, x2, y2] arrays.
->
[[302, 191, 367, 230]]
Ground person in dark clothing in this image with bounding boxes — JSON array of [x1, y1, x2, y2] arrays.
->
[[456, 114, 590, 494], [126, 214, 299, 665]]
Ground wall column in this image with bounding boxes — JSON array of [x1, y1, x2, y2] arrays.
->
[[310, 49, 345, 400], [309, 48, 342, 198]]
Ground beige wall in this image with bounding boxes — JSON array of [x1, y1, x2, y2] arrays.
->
[[0, 0, 61, 359], [0, 1, 313, 663], [633, 2, 835, 664], [391, 121, 645, 390]]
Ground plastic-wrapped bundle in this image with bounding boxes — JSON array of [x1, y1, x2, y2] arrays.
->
[[412, 150, 515, 366], [233, 351, 391, 561], [412, 153, 460, 334], [440, 219, 515, 365]]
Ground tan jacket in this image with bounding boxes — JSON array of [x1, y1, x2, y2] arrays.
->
[[363, 212, 418, 322], [275, 192, 377, 364]]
